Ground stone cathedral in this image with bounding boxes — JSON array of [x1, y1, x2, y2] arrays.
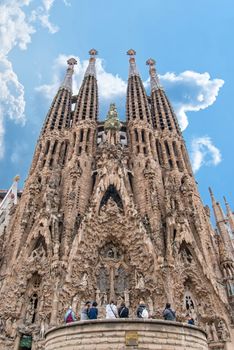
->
[[0, 49, 234, 350]]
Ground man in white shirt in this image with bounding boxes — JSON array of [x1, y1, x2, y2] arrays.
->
[[106, 300, 118, 319]]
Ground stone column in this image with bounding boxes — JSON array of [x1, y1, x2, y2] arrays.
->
[[50, 281, 59, 325]]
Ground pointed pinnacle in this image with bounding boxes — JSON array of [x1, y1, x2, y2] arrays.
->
[[146, 57, 162, 90], [209, 187, 215, 202], [127, 49, 136, 56], [89, 49, 98, 57], [146, 58, 156, 66], [85, 50, 97, 78], [67, 58, 77, 67]]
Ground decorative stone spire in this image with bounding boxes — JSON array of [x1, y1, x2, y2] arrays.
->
[[209, 188, 234, 257], [224, 196, 234, 237], [73, 49, 99, 123], [84, 49, 98, 78], [126, 49, 151, 124], [147, 58, 180, 134], [146, 58, 162, 91], [60, 58, 77, 92], [209, 187, 215, 201], [209, 187, 226, 223], [127, 49, 139, 77], [0, 175, 19, 235], [41, 58, 76, 134]]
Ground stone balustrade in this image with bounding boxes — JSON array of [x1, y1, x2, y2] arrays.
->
[[45, 319, 208, 350]]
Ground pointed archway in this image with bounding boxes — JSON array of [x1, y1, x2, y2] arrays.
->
[[99, 185, 123, 211]]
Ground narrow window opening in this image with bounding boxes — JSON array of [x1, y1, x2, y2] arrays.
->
[[134, 129, 138, 142], [165, 141, 171, 156], [44, 140, 50, 155], [80, 129, 84, 142], [141, 130, 145, 143]]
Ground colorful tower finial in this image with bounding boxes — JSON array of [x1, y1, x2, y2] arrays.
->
[[89, 48, 98, 56], [60, 57, 77, 92], [85, 49, 98, 78], [146, 58, 162, 91], [127, 49, 139, 76]]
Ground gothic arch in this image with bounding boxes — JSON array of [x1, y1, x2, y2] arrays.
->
[[178, 240, 193, 264], [99, 185, 124, 212], [28, 233, 48, 259]]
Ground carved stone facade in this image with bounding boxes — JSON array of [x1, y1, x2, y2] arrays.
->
[[0, 50, 234, 350]]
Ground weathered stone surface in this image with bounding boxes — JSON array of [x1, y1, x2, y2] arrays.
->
[[45, 319, 208, 350]]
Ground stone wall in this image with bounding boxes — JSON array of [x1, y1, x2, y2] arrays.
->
[[45, 319, 208, 350]]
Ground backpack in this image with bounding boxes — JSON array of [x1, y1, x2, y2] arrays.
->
[[66, 312, 74, 323]]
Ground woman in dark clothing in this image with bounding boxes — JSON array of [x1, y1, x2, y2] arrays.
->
[[88, 301, 98, 319], [118, 302, 129, 318]]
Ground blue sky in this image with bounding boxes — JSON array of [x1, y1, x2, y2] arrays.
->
[[0, 0, 234, 213]]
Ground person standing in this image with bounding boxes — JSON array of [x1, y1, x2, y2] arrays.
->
[[80, 301, 91, 320], [136, 300, 149, 319], [163, 303, 176, 321], [64, 306, 77, 323], [118, 302, 129, 318], [88, 301, 98, 319], [187, 316, 195, 325], [106, 300, 118, 319]]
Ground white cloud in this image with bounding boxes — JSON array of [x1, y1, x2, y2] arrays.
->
[[30, 0, 59, 34], [0, 2, 35, 54], [158, 71, 224, 131], [0, 0, 67, 159], [36, 54, 127, 102], [190, 136, 222, 173]]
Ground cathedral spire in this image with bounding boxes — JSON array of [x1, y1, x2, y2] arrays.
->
[[84, 49, 98, 78], [60, 57, 77, 92], [146, 57, 180, 133], [126, 49, 151, 125], [42, 58, 77, 134], [146, 58, 162, 91], [209, 188, 233, 256], [127, 49, 139, 77], [224, 196, 234, 236], [73, 49, 98, 123]]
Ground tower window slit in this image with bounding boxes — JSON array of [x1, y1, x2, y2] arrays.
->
[[172, 141, 178, 157], [86, 129, 90, 142], [44, 140, 50, 155], [168, 159, 173, 169], [134, 129, 138, 142], [80, 129, 84, 142], [156, 139, 163, 166], [52, 141, 58, 155], [164, 141, 171, 157]]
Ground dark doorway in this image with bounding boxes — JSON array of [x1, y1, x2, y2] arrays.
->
[[19, 334, 32, 350]]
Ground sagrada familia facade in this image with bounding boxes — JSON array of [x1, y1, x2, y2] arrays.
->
[[0, 49, 234, 350]]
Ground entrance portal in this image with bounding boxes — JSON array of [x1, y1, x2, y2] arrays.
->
[[19, 335, 32, 350]]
